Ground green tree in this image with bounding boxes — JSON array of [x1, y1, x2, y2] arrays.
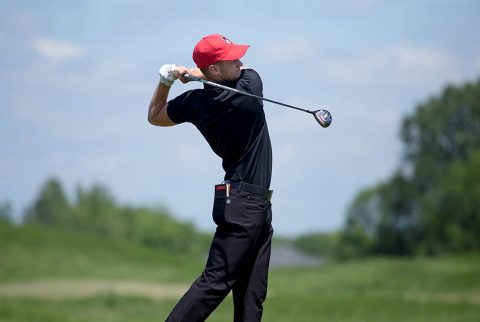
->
[[71, 180, 206, 252], [401, 81, 480, 193], [293, 231, 339, 258], [339, 187, 380, 258], [399, 78, 480, 253], [72, 184, 127, 237], [341, 77, 480, 256], [22, 178, 207, 254], [126, 206, 202, 253], [24, 178, 71, 227], [420, 150, 480, 253], [0, 201, 13, 224], [372, 173, 421, 255]]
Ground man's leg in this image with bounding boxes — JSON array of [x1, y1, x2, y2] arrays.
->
[[165, 189, 270, 322], [164, 230, 236, 322], [232, 206, 273, 322]]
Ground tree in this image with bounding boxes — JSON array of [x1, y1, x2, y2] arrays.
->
[[339, 187, 380, 257], [399, 78, 480, 253], [401, 79, 480, 192], [22, 177, 207, 254], [341, 77, 480, 256], [339, 173, 420, 256], [24, 178, 71, 227], [420, 150, 480, 253], [72, 183, 127, 237], [0, 201, 13, 224], [127, 206, 200, 253], [293, 231, 339, 258]]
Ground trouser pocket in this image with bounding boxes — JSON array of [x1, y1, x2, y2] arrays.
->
[[212, 193, 227, 226]]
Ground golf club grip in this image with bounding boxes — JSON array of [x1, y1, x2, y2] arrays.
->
[[183, 73, 199, 81]]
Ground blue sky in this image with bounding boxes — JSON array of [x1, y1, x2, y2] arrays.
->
[[1, 0, 480, 236]]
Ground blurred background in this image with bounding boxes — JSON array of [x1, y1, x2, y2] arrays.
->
[[1, 1, 480, 321]]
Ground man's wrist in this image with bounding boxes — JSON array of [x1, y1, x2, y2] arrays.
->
[[159, 64, 177, 86], [160, 77, 174, 86]]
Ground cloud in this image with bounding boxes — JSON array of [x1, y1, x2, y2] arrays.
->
[[32, 38, 85, 63], [326, 43, 454, 86], [11, 11, 34, 27], [261, 38, 313, 61], [392, 45, 452, 80]]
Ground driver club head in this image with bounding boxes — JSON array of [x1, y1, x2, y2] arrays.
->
[[314, 109, 332, 128]]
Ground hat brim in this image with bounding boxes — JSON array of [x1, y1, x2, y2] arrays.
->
[[221, 44, 250, 61]]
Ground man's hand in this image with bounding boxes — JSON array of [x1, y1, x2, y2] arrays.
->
[[176, 67, 205, 83], [159, 64, 206, 86]]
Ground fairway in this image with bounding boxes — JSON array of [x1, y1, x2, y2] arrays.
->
[[1, 224, 479, 321], [1, 260, 479, 322]]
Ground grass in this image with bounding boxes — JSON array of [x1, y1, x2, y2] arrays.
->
[[0, 223, 204, 283], [0, 296, 179, 322], [1, 223, 479, 321], [264, 255, 480, 322]]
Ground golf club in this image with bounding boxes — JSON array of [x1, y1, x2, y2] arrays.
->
[[183, 73, 332, 128]]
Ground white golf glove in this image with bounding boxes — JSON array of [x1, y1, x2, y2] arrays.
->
[[158, 64, 177, 86]]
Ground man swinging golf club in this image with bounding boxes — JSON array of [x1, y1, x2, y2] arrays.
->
[[148, 34, 274, 322]]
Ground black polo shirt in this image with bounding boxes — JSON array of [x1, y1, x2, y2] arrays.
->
[[167, 69, 272, 189]]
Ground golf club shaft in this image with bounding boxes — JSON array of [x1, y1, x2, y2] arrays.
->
[[183, 74, 314, 115]]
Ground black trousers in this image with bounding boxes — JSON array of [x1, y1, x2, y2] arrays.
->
[[165, 186, 273, 322]]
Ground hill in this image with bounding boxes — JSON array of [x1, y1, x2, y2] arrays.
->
[[0, 223, 204, 283]]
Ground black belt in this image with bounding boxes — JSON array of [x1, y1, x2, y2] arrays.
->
[[224, 180, 273, 200]]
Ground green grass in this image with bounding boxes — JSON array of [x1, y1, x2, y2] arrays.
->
[[264, 255, 480, 322], [0, 296, 175, 322], [1, 223, 479, 322], [0, 223, 204, 283]]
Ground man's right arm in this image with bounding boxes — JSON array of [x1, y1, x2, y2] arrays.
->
[[147, 65, 205, 126], [148, 82, 176, 126]]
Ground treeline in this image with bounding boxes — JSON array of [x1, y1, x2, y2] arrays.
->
[[1, 179, 209, 254], [296, 77, 480, 258]]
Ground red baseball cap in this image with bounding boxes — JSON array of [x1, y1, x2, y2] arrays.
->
[[193, 34, 249, 68]]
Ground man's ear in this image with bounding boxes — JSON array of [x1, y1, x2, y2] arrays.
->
[[209, 64, 220, 76]]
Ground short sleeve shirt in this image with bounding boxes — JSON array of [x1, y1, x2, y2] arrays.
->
[[167, 69, 272, 189]]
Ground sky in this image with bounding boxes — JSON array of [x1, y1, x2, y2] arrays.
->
[[1, 0, 480, 236]]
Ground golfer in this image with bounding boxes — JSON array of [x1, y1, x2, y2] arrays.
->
[[148, 34, 274, 322]]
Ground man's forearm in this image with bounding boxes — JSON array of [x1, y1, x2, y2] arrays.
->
[[148, 82, 172, 125]]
